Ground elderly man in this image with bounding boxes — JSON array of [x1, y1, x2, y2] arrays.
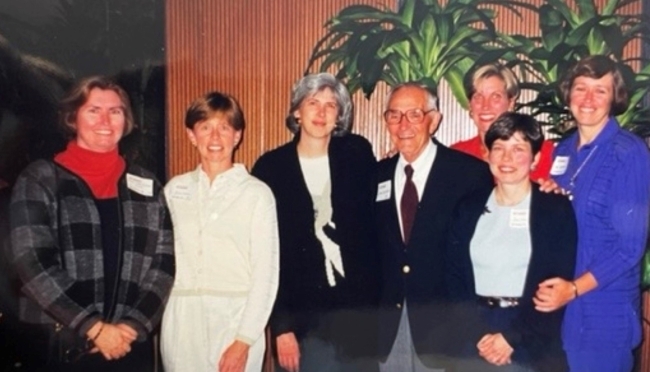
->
[[376, 82, 493, 371]]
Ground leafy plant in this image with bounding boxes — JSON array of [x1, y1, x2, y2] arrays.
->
[[306, 0, 533, 109], [503, 0, 650, 135]]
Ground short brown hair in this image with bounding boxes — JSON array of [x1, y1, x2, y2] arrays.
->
[[185, 91, 245, 131], [559, 55, 628, 116], [59, 76, 135, 140], [465, 63, 520, 101], [485, 113, 544, 156]]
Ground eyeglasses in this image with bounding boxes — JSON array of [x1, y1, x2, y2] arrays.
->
[[384, 108, 435, 125]]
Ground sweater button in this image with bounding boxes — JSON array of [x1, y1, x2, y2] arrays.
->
[[402, 265, 410, 274], [396, 303, 402, 309]]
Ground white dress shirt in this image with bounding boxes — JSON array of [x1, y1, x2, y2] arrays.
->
[[393, 139, 437, 240]]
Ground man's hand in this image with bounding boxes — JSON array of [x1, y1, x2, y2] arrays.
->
[[218, 340, 250, 372], [276, 332, 300, 372]]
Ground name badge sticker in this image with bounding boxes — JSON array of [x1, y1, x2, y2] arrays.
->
[[509, 209, 529, 229], [170, 184, 192, 200], [550, 156, 569, 176], [126, 173, 154, 197], [376, 180, 392, 202]]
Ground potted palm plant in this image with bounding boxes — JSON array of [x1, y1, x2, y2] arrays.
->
[[306, 0, 533, 109]]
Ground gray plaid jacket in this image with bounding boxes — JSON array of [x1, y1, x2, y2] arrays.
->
[[9, 160, 175, 340]]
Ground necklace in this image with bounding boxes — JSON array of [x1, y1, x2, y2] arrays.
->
[[567, 145, 598, 199]]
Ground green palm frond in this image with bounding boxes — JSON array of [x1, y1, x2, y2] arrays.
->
[[503, 0, 650, 137], [307, 0, 529, 107]]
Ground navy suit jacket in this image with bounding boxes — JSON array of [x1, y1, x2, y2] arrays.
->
[[376, 140, 493, 364], [446, 186, 577, 372]]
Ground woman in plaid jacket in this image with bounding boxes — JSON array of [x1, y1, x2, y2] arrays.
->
[[9, 76, 175, 371]]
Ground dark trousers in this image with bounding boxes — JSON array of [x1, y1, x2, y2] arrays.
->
[[454, 306, 532, 372], [13, 322, 155, 372], [274, 335, 379, 372]]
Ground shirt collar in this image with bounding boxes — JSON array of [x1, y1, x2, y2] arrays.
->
[[397, 138, 437, 175], [571, 117, 619, 151], [193, 163, 247, 189]]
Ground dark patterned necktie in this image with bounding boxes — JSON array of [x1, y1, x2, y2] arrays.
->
[[400, 164, 418, 244]]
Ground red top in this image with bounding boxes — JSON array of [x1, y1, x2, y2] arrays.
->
[[54, 141, 126, 198], [451, 135, 554, 181]]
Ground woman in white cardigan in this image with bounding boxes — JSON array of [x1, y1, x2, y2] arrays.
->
[[161, 92, 279, 372]]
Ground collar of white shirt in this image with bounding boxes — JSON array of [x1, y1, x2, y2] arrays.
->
[[395, 138, 437, 197]]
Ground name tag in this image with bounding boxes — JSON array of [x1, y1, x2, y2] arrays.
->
[[126, 174, 153, 197], [550, 156, 569, 176], [376, 180, 391, 202], [509, 209, 529, 229], [170, 184, 192, 200]]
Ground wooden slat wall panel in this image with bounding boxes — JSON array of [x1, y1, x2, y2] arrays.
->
[[167, 0, 642, 175], [166, 0, 394, 177]]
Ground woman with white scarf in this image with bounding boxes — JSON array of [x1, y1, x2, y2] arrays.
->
[[252, 73, 379, 372]]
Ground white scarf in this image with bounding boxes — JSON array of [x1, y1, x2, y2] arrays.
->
[[313, 179, 345, 286]]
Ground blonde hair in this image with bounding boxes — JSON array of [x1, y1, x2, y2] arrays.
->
[[465, 64, 519, 101]]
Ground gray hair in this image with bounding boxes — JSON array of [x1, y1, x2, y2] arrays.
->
[[386, 82, 439, 111], [286, 73, 353, 136]]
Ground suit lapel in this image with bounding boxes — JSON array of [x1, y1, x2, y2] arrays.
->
[[286, 139, 316, 213], [407, 145, 450, 244], [378, 156, 404, 249], [523, 187, 542, 298]]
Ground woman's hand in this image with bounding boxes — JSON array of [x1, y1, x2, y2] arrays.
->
[[477, 333, 513, 366], [538, 178, 563, 194], [218, 340, 250, 372], [115, 323, 138, 344], [87, 322, 132, 360], [276, 332, 300, 372], [534, 277, 575, 312]]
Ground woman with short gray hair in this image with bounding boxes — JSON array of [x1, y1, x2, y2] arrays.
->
[[253, 73, 379, 372], [284, 73, 353, 137]]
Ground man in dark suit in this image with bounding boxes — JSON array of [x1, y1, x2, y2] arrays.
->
[[376, 83, 493, 371]]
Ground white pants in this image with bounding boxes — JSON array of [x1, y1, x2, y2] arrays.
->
[[161, 294, 265, 372]]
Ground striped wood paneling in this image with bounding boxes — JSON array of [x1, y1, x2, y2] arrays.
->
[[166, 0, 642, 174], [166, 0, 393, 177]]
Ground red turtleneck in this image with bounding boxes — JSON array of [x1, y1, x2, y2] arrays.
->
[[54, 141, 126, 199]]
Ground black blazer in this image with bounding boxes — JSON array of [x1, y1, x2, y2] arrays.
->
[[252, 133, 379, 352], [376, 140, 493, 363], [446, 186, 577, 372]]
